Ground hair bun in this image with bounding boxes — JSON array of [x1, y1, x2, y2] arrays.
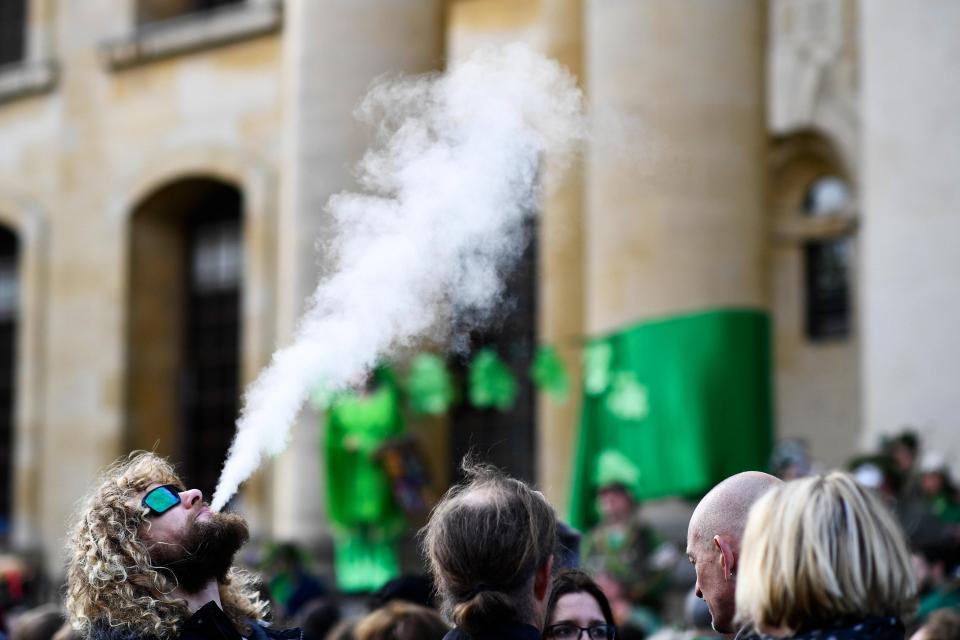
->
[[452, 590, 521, 633]]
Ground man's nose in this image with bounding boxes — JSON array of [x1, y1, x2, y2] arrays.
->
[[180, 488, 203, 508], [695, 584, 703, 599]]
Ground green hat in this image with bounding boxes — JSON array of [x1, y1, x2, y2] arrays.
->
[[594, 448, 641, 498]]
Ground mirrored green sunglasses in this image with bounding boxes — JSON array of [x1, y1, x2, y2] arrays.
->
[[141, 484, 183, 517]]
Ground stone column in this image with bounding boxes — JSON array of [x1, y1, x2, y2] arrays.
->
[[38, 0, 133, 576], [272, 0, 444, 542], [584, 0, 767, 333], [445, 0, 587, 511], [860, 2, 960, 465], [537, 0, 585, 517]]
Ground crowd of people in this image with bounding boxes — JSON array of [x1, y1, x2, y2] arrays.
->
[[0, 432, 957, 640]]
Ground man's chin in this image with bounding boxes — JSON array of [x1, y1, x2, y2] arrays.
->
[[711, 618, 735, 635], [150, 511, 249, 593], [708, 608, 735, 634]]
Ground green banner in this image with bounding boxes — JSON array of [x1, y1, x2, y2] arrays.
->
[[569, 308, 773, 529]]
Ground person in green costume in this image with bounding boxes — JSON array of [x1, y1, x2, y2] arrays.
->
[[919, 452, 960, 524], [581, 450, 678, 635], [325, 366, 406, 592]]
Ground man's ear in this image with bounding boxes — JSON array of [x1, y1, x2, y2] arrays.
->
[[534, 554, 555, 601], [713, 535, 736, 580]]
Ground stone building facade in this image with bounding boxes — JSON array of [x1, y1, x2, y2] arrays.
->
[[0, 0, 957, 580]]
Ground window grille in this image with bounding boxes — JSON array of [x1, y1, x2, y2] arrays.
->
[[0, 0, 26, 67], [182, 189, 242, 497], [802, 176, 853, 340]]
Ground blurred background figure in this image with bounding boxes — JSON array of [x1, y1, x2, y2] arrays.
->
[[911, 547, 960, 626], [368, 575, 435, 611], [768, 439, 814, 481], [293, 598, 340, 640], [885, 430, 921, 486], [737, 472, 916, 639], [264, 543, 328, 621], [918, 453, 960, 525], [325, 367, 407, 594], [8, 605, 62, 640], [554, 523, 583, 571], [582, 450, 677, 634], [645, 589, 724, 640], [910, 608, 960, 640], [353, 601, 448, 640], [324, 618, 359, 640]]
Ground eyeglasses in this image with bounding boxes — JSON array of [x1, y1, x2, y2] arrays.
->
[[544, 624, 616, 640], [141, 484, 184, 517]]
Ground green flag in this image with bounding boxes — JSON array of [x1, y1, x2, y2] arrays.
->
[[569, 308, 773, 529]]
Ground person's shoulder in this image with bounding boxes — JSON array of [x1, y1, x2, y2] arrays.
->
[[87, 622, 147, 640], [247, 621, 301, 640], [733, 626, 763, 640]]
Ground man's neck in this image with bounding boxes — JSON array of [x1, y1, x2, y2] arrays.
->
[[175, 579, 222, 614]]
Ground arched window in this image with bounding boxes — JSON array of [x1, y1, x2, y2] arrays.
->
[[136, 0, 244, 26], [183, 191, 243, 496], [0, 226, 18, 539], [0, 0, 26, 66], [802, 176, 853, 339], [127, 179, 243, 497]]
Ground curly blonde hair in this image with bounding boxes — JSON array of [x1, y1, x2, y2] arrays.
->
[[65, 452, 268, 640]]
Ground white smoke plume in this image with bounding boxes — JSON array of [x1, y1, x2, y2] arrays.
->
[[211, 44, 586, 511]]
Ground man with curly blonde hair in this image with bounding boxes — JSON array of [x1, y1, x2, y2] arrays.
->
[[65, 452, 300, 640]]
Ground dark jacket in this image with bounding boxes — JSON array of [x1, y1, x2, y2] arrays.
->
[[785, 616, 905, 640], [734, 626, 763, 640], [90, 602, 301, 640], [442, 622, 540, 640]]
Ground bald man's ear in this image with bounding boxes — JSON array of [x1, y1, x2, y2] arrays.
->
[[713, 535, 736, 580]]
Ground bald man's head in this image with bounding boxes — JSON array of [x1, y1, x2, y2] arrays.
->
[[685, 471, 782, 633], [689, 471, 782, 551]]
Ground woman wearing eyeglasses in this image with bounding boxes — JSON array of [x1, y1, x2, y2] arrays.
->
[[544, 570, 617, 640]]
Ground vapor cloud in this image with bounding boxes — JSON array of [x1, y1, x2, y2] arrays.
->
[[211, 44, 586, 511]]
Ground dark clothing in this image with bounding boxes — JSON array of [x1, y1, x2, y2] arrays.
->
[[787, 616, 905, 640], [582, 515, 672, 608], [183, 603, 301, 640], [442, 622, 540, 640], [734, 625, 763, 640], [90, 602, 301, 640]]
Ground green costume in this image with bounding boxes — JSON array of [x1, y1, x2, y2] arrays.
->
[[325, 370, 405, 592], [582, 450, 673, 625], [582, 516, 672, 609], [930, 492, 960, 523]]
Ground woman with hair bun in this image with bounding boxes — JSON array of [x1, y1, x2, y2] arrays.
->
[[422, 460, 557, 640], [736, 472, 918, 639]]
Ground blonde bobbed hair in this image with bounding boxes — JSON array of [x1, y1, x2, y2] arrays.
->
[[736, 471, 916, 633], [65, 452, 267, 640]]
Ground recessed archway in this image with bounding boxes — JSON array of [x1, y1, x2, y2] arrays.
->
[[126, 177, 244, 497]]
